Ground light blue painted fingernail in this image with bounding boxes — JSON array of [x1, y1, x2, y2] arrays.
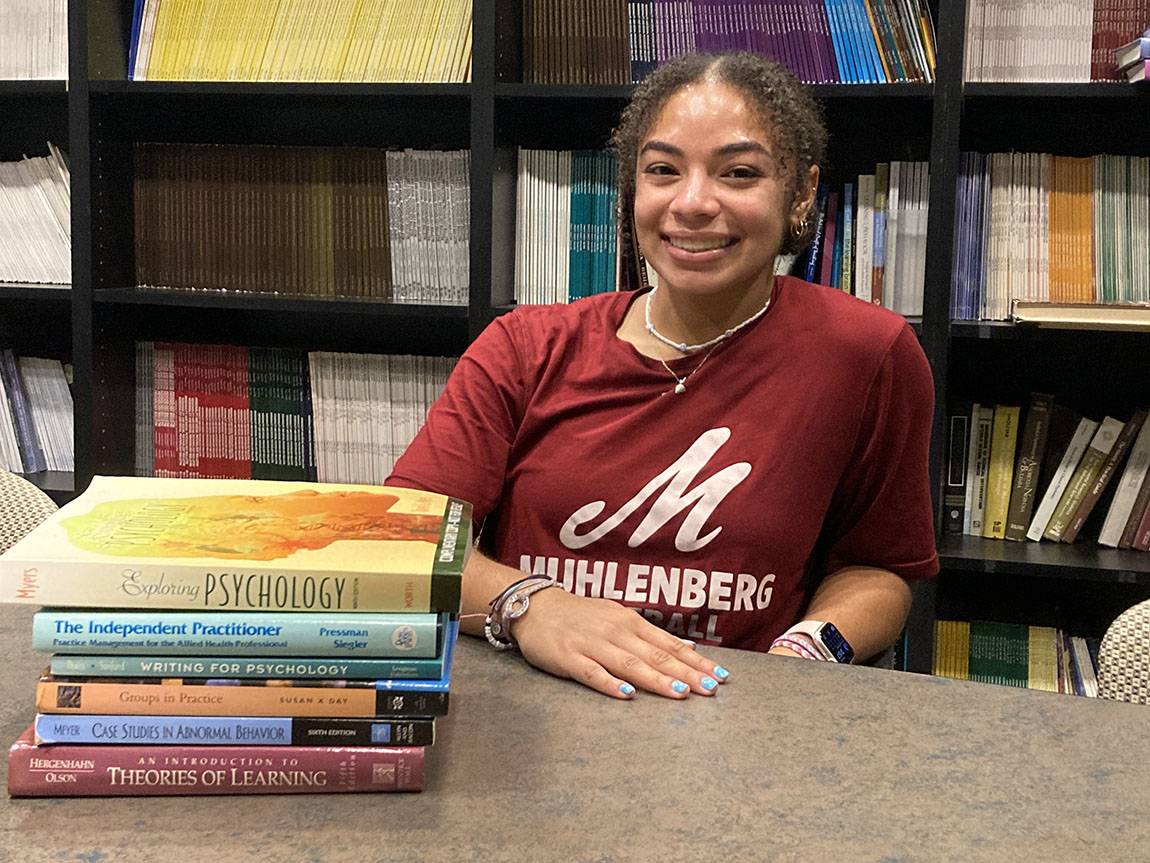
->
[[714, 666, 729, 680], [672, 680, 689, 694], [701, 677, 718, 691], [620, 683, 635, 696]]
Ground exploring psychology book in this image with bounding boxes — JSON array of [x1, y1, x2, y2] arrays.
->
[[0, 475, 472, 613]]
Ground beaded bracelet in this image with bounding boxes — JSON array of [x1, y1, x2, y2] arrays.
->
[[769, 635, 827, 662]]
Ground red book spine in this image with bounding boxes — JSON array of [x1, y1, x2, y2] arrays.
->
[[7, 726, 424, 796]]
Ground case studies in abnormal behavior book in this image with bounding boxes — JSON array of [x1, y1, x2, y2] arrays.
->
[[0, 475, 473, 613]]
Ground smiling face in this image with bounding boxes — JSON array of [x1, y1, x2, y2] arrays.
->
[[633, 79, 816, 305]]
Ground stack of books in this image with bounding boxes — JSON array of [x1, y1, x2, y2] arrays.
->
[[0, 475, 471, 796], [944, 395, 1150, 550], [933, 619, 1100, 696]]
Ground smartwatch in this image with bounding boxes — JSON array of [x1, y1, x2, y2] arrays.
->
[[782, 620, 855, 664]]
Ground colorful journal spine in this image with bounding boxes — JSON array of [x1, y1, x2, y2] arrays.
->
[[33, 714, 435, 746], [49, 654, 448, 680], [8, 727, 424, 796], [34, 610, 442, 657]]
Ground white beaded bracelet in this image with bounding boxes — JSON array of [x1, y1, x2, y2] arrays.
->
[[769, 635, 827, 662]]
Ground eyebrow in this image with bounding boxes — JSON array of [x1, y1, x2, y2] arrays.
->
[[639, 140, 772, 158]]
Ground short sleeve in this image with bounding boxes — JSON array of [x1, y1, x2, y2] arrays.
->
[[821, 324, 939, 580], [386, 314, 529, 521]]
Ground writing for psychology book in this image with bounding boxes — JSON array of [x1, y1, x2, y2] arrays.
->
[[0, 476, 472, 613]]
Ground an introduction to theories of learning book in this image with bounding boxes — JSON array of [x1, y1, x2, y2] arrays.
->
[[0, 476, 472, 613], [7, 726, 425, 796]]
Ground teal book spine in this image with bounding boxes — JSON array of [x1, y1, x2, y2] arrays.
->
[[50, 653, 448, 680], [34, 610, 442, 657]]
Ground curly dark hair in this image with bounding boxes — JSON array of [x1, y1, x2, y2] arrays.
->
[[610, 52, 827, 263]]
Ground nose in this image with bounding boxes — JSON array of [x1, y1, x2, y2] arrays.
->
[[669, 169, 720, 219]]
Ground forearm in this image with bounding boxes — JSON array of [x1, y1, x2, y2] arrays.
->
[[798, 566, 914, 663], [458, 547, 531, 637]]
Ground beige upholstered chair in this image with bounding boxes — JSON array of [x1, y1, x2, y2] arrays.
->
[[1097, 599, 1150, 705], [0, 470, 58, 556]]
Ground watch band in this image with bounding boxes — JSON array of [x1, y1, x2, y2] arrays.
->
[[782, 620, 855, 664], [484, 576, 559, 651]]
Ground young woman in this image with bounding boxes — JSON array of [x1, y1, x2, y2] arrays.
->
[[388, 52, 938, 699]]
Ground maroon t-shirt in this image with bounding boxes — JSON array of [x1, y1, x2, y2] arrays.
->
[[389, 276, 939, 651]]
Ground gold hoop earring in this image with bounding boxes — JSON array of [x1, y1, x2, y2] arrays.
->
[[791, 218, 808, 241]]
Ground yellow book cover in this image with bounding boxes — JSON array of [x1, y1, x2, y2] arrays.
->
[[1027, 626, 1059, 692], [277, 0, 316, 80], [170, 0, 207, 79], [423, 0, 456, 83], [341, 0, 379, 81], [205, 0, 245, 80], [147, 0, 182, 80], [247, 0, 284, 81], [362, 0, 396, 81], [443, 0, 472, 83], [982, 405, 1021, 539], [412, 0, 448, 82], [0, 476, 472, 613], [186, 0, 220, 79], [299, 0, 336, 81], [263, 1, 298, 81], [953, 620, 969, 680], [314, 0, 358, 81]]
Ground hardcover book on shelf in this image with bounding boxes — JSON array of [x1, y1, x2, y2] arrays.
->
[[943, 406, 971, 535], [1061, 409, 1146, 543], [1003, 393, 1054, 542], [1043, 416, 1125, 542], [963, 404, 995, 536], [1026, 416, 1099, 542], [0, 475, 472, 613], [982, 405, 1021, 540], [1098, 417, 1150, 548], [8, 726, 426, 796]]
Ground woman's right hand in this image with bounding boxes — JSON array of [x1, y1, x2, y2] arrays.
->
[[507, 586, 729, 699]]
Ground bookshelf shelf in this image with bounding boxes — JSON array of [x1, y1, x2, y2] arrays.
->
[[89, 82, 473, 98], [0, 284, 71, 300], [20, 470, 75, 498], [0, 80, 67, 94], [93, 288, 469, 318], [939, 535, 1150, 581], [963, 82, 1150, 99]]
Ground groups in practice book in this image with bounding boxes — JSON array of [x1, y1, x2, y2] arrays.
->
[[0, 475, 473, 613]]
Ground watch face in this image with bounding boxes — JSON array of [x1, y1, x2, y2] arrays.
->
[[820, 623, 855, 664]]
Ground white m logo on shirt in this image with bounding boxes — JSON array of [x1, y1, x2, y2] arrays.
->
[[559, 427, 750, 552]]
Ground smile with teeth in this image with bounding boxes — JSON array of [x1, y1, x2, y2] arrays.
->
[[666, 236, 736, 252]]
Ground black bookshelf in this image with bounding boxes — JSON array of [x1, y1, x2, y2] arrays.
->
[[7, 0, 1144, 671]]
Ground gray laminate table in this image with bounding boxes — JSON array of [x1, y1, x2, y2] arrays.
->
[[0, 602, 1146, 862]]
